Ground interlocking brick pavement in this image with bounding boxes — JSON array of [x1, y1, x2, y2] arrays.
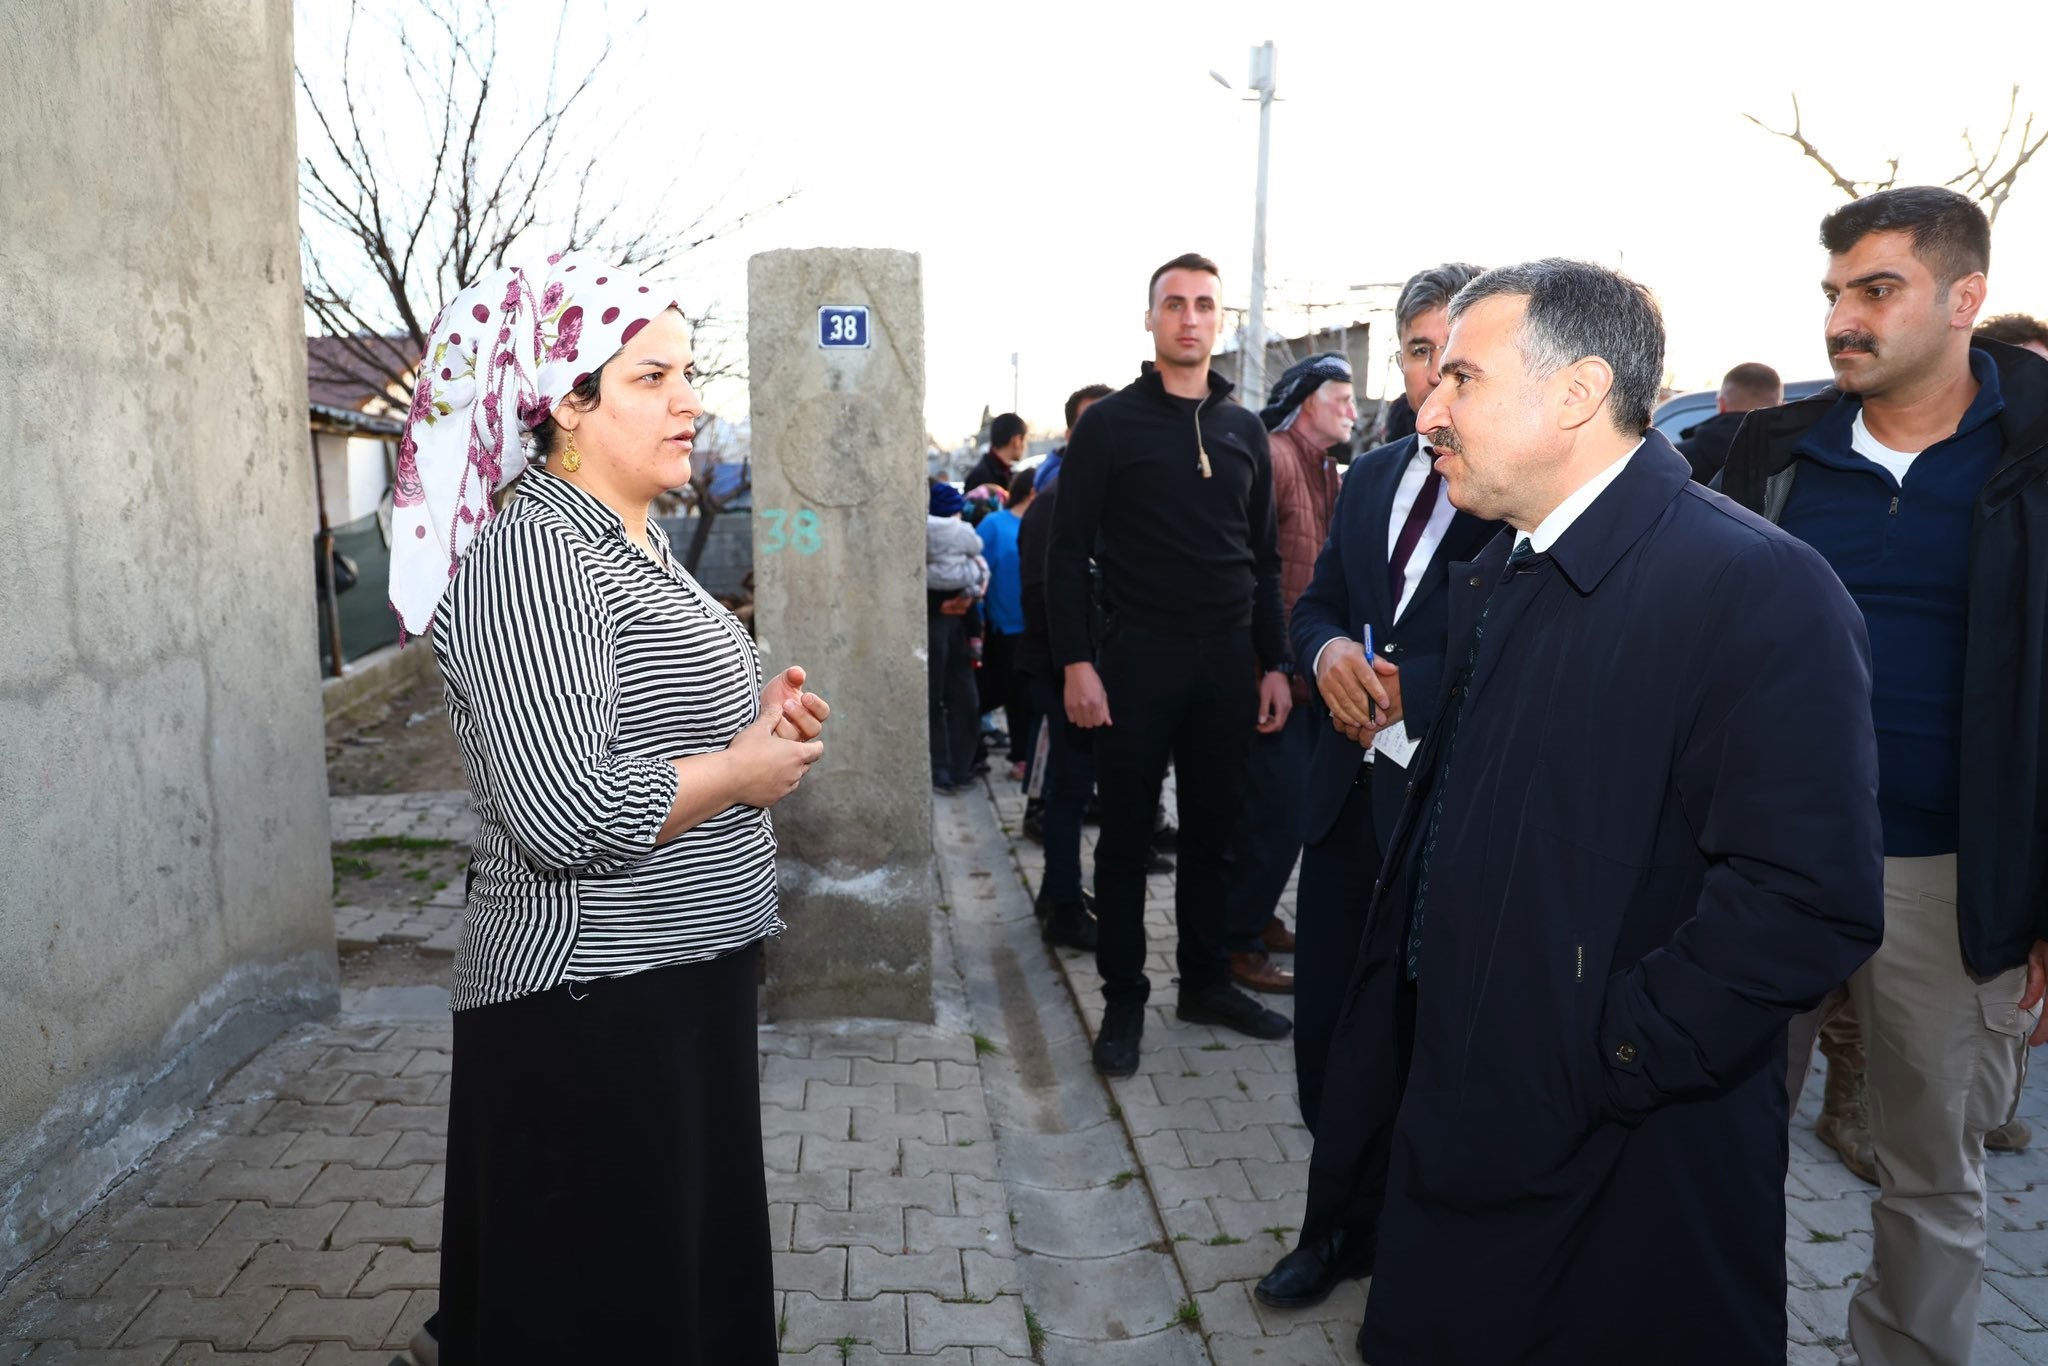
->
[[990, 772, 2048, 1364], [328, 793, 473, 956], [0, 1003, 1033, 1364]]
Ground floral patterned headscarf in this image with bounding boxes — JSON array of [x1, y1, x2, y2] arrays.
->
[[387, 251, 680, 634]]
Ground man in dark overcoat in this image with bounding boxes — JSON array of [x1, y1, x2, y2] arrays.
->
[[1302, 259, 1885, 1364]]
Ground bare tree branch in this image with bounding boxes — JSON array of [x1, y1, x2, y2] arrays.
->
[[296, 0, 791, 415], [1963, 86, 2048, 225], [1746, 86, 2044, 225], [1743, 96, 1868, 200]]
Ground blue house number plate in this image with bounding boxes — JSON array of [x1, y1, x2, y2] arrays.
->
[[818, 305, 871, 349]]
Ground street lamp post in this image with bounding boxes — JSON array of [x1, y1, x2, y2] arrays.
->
[[1213, 42, 1277, 403], [1246, 41, 1275, 405]]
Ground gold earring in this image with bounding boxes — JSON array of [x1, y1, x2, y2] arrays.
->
[[560, 428, 582, 473]]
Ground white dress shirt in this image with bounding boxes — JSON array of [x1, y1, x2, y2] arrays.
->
[[1313, 435, 1460, 766], [1387, 435, 1461, 622], [1311, 435, 1460, 681], [1526, 440, 1644, 552]]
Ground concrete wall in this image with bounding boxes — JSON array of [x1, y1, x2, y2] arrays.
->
[[0, 0, 337, 1283]]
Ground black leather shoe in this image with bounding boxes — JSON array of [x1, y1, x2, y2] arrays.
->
[[1253, 1226, 1376, 1309], [1177, 984, 1291, 1040], [1037, 895, 1099, 951], [1092, 1001, 1144, 1077]]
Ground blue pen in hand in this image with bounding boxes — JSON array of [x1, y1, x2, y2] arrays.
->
[[1364, 624, 1376, 726]]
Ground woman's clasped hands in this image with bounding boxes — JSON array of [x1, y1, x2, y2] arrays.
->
[[727, 665, 832, 807]]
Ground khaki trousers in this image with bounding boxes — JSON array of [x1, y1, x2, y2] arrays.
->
[[1830, 855, 2034, 1366]]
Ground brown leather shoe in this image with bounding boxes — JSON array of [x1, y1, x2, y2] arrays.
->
[[1231, 951, 1295, 995], [1989, 1117, 2034, 1153], [1261, 917, 1297, 954]]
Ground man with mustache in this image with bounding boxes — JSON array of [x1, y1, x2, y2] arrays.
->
[[1294, 259, 1882, 1363], [1255, 263, 1502, 1317], [1721, 186, 2048, 1366]]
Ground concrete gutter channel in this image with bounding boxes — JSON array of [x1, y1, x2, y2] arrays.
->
[[932, 787, 1210, 1365]]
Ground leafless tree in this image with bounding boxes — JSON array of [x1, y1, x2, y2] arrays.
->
[[297, 0, 792, 410], [1747, 87, 2046, 224]]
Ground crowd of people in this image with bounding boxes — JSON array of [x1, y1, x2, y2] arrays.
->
[[931, 187, 2048, 1365], [385, 180, 2048, 1364]]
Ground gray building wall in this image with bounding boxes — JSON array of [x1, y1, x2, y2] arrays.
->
[[0, 0, 337, 1283]]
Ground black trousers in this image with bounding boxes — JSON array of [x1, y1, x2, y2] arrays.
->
[[1219, 700, 1316, 952], [1294, 769, 1385, 1135], [977, 630, 1032, 758], [1030, 673, 1096, 905], [439, 946, 775, 1364], [1094, 625, 1256, 1006], [928, 611, 980, 786]]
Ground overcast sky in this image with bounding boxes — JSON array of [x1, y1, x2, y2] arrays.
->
[[308, 0, 2048, 442]]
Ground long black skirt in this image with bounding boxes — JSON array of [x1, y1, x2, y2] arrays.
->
[[437, 944, 775, 1364]]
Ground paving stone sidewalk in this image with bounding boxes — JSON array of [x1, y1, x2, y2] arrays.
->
[[987, 774, 2048, 1365], [0, 1003, 1035, 1363], [20, 773, 2048, 1364], [328, 793, 475, 956]]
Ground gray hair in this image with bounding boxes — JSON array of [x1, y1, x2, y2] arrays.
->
[[1448, 258, 1664, 435], [1394, 262, 1487, 337]]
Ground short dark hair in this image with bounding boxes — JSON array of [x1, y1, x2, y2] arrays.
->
[[1719, 362, 1782, 407], [1450, 258, 1665, 435], [1148, 253, 1221, 307], [990, 412, 1027, 450], [1819, 187, 1991, 287], [1395, 262, 1486, 337], [1007, 467, 1037, 504], [1977, 312, 2048, 349], [1064, 383, 1113, 430]]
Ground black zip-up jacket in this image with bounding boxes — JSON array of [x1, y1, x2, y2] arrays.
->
[[1015, 482, 1057, 681], [1720, 337, 2048, 976], [1046, 367, 1284, 671]]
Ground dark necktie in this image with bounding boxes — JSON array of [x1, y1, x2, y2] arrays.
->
[[1387, 458, 1446, 614], [1405, 535, 1535, 982]]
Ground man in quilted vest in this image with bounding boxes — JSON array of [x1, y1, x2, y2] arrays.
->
[[1218, 354, 1351, 994]]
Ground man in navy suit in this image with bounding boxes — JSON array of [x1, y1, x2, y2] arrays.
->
[[1253, 263, 1496, 1309], [1286, 260, 1881, 1363]]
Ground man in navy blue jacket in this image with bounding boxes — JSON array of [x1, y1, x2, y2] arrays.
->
[[1721, 186, 2048, 1365], [1295, 260, 1882, 1364]]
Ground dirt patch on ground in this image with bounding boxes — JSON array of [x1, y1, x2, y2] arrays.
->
[[339, 944, 455, 990], [326, 671, 467, 796]]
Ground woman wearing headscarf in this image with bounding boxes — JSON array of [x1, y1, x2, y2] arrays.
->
[[389, 252, 829, 1363]]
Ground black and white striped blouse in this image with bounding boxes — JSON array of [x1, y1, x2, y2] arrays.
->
[[431, 467, 782, 1010]]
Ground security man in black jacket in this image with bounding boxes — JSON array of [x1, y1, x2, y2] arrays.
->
[[1048, 252, 1294, 1077]]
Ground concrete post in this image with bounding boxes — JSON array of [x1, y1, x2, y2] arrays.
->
[[747, 249, 934, 1022]]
